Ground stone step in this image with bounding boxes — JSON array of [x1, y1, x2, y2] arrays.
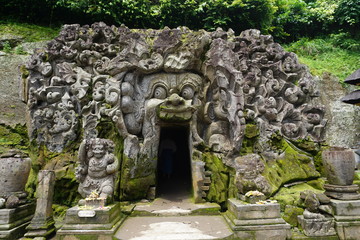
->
[[114, 215, 234, 240], [132, 197, 221, 217]]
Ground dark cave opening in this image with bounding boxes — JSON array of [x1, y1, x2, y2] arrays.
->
[[157, 126, 192, 199]]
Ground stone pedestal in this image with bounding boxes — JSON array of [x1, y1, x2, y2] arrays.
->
[[324, 184, 360, 200], [0, 202, 35, 239], [25, 170, 56, 238], [224, 198, 291, 240], [57, 202, 125, 240], [330, 199, 360, 240]]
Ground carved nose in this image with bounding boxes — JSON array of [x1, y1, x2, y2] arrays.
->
[[167, 93, 185, 106]]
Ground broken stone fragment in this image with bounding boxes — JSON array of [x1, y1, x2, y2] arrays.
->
[[0, 198, 5, 208]]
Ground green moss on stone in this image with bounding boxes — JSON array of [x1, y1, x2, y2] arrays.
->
[[0, 124, 29, 154], [354, 172, 360, 188], [354, 171, 360, 180], [240, 124, 260, 156], [123, 175, 155, 200], [272, 182, 323, 210], [244, 124, 259, 139], [290, 137, 321, 154], [283, 205, 304, 227], [262, 134, 320, 195], [53, 204, 69, 218], [306, 178, 325, 190], [202, 152, 230, 205]]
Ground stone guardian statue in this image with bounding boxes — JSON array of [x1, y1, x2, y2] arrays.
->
[[76, 138, 119, 202]]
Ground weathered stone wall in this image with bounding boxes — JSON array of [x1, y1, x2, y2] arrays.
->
[[318, 73, 360, 149], [0, 42, 47, 127]]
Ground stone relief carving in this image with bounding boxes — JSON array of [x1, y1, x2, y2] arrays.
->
[[24, 23, 327, 199], [76, 138, 119, 199]]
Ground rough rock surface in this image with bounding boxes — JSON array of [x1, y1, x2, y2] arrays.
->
[[318, 73, 360, 149], [0, 41, 47, 127]]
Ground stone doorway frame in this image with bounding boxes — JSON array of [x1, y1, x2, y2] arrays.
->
[[156, 124, 193, 197]]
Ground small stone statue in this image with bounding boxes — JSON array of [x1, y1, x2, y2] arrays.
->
[[76, 138, 119, 201]]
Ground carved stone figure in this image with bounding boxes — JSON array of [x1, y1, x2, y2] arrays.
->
[[233, 154, 271, 195], [298, 191, 336, 237], [76, 138, 119, 200], [24, 23, 327, 201]]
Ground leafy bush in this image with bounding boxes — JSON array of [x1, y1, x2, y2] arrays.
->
[[0, 0, 359, 41], [335, 0, 360, 35], [330, 32, 360, 51]]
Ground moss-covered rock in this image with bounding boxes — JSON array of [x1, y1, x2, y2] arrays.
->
[[0, 124, 29, 154], [272, 182, 324, 210], [202, 152, 234, 205], [261, 135, 321, 195], [244, 124, 259, 139], [240, 124, 260, 156], [283, 205, 304, 227]]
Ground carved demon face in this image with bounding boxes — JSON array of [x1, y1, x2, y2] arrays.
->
[[145, 73, 203, 122]]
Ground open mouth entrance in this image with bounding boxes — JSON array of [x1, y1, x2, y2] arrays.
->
[[157, 126, 192, 199]]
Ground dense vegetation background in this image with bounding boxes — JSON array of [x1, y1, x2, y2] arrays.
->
[[0, 0, 359, 79]]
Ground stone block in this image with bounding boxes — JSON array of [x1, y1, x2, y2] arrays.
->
[[335, 221, 360, 240], [227, 198, 281, 220], [297, 215, 336, 237], [330, 199, 360, 216], [63, 202, 121, 227], [233, 227, 290, 240], [57, 202, 125, 238], [225, 199, 291, 240], [58, 234, 113, 240], [0, 203, 35, 240]]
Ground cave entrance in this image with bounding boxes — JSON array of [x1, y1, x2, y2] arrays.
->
[[157, 126, 192, 199]]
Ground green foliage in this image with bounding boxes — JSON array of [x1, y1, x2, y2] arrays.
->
[[2, 41, 12, 53], [14, 45, 26, 55], [158, 0, 202, 29], [285, 34, 360, 80], [0, 22, 59, 42], [1, 0, 359, 41], [335, 0, 360, 34], [272, 0, 340, 41], [199, 0, 277, 33]]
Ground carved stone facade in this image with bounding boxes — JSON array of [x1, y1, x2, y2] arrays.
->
[[24, 23, 326, 201]]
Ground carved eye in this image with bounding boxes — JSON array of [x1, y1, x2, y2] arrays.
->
[[181, 86, 194, 100], [153, 86, 167, 99]]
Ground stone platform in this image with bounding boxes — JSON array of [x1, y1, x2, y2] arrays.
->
[[133, 196, 221, 216], [224, 198, 291, 240], [114, 215, 234, 240], [330, 199, 360, 240], [0, 202, 35, 240], [57, 202, 125, 240]]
